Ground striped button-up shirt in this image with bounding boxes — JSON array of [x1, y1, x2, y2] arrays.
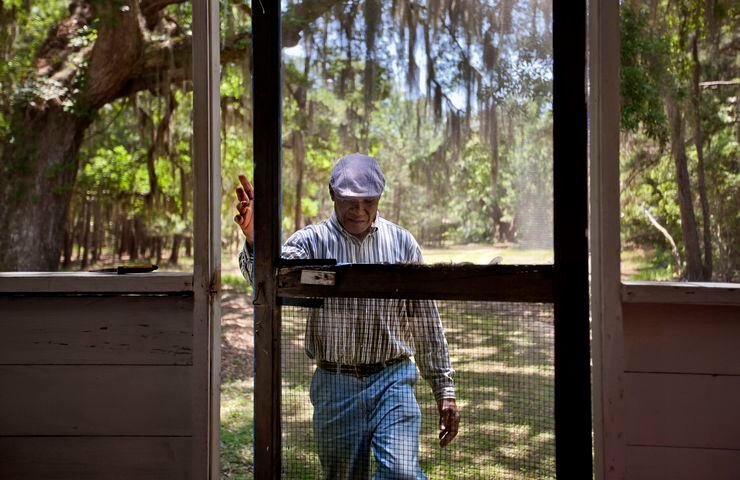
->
[[239, 212, 455, 401]]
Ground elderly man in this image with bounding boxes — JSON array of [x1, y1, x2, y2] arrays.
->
[[235, 153, 459, 479]]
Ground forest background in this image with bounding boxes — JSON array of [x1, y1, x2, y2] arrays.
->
[[0, 0, 737, 282]]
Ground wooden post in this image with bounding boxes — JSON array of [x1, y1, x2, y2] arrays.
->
[[252, 2, 283, 478], [590, 0, 626, 478], [192, 0, 222, 477], [552, 0, 594, 477]]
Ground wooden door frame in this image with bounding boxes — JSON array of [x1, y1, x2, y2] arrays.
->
[[252, 3, 284, 478], [251, 1, 593, 478], [192, 0, 222, 478], [589, 0, 627, 479]]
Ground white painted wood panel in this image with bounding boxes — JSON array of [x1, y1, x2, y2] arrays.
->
[[625, 373, 740, 450], [0, 296, 193, 365], [626, 445, 740, 480], [623, 303, 740, 375], [0, 272, 193, 293], [0, 436, 192, 480], [622, 281, 740, 306], [0, 365, 191, 436]]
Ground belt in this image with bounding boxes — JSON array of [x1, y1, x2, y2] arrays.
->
[[317, 356, 408, 377]]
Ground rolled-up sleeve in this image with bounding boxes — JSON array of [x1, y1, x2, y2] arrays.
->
[[238, 240, 255, 284], [406, 243, 456, 402], [238, 231, 312, 287], [408, 298, 456, 402]]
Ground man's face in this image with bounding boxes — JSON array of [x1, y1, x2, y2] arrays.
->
[[331, 191, 380, 237]]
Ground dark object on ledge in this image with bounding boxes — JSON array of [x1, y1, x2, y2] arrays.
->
[[90, 264, 159, 274]]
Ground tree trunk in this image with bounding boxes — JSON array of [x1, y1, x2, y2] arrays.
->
[[126, 220, 137, 260], [290, 52, 311, 233], [184, 236, 192, 257], [80, 198, 92, 270], [0, 1, 139, 270], [169, 234, 181, 264], [118, 215, 129, 259], [91, 199, 103, 263], [292, 131, 305, 232], [62, 227, 73, 269], [391, 181, 402, 225], [489, 103, 501, 241], [665, 94, 703, 280], [155, 237, 162, 265], [75, 211, 83, 264], [0, 104, 90, 270], [691, 31, 713, 279]]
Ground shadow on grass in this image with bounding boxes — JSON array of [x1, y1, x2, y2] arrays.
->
[[278, 301, 555, 480], [221, 380, 255, 479]]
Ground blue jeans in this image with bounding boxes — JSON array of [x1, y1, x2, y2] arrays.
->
[[310, 359, 427, 480]]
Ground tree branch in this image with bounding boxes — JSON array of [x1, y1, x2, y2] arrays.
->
[[126, 0, 341, 97], [282, 0, 343, 47], [125, 30, 251, 97], [642, 204, 682, 277], [24, 0, 341, 109], [140, 0, 186, 29], [85, 0, 146, 108], [698, 79, 740, 88]]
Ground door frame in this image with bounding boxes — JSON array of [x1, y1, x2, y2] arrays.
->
[[192, 0, 222, 477], [251, 1, 593, 478]]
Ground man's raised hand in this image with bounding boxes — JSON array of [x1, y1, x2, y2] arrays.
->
[[234, 175, 254, 247]]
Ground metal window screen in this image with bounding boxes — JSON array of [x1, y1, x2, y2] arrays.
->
[[281, 300, 554, 479]]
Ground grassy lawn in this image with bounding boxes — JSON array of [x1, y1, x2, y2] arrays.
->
[[620, 247, 678, 281], [221, 380, 254, 479], [248, 302, 554, 479], [220, 244, 557, 479], [421, 243, 553, 265]]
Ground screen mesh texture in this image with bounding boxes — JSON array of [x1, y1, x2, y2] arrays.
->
[[281, 300, 554, 480]]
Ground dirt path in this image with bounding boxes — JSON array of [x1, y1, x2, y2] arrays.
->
[[220, 289, 254, 382]]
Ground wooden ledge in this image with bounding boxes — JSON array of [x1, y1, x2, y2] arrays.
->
[[0, 272, 194, 294], [622, 281, 740, 306]]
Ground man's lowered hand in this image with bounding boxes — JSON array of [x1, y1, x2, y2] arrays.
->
[[437, 398, 460, 447]]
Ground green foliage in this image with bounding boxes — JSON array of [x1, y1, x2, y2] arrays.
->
[[0, 0, 734, 279], [0, 1, 68, 79], [620, 5, 670, 145], [449, 140, 494, 243], [80, 146, 140, 192], [222, 273, 251, 292], [618, 0, 739, 281]]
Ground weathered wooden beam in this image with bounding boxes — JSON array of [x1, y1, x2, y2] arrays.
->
[[277, 264, 554, 303], [252, 2, 283, 478]]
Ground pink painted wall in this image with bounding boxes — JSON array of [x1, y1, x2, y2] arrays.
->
[[622, 303, 740, 479]]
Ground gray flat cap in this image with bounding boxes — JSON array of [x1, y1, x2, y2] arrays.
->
[[329, 153, 385, 198]]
